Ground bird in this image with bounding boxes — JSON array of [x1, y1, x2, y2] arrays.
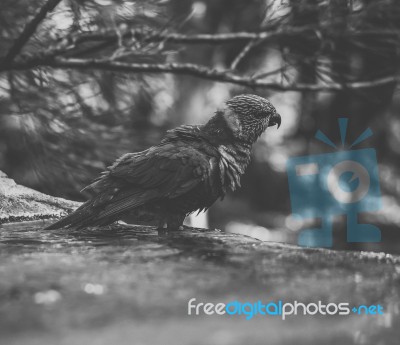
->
[[45, 94, 281, 231]]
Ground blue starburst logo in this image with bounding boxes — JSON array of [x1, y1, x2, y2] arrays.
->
[[286, 118, 382, 247]]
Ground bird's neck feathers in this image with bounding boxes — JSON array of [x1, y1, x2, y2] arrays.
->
[[165, 111, 256, 154], [203, 110, 245, 143], [204, 109, 266, 145], [200, 111, 252, 152], [202, 111, 253, 193], [165, 112, 253, 193], [201, 111, 228, 138], [220, 108, 245, 141]]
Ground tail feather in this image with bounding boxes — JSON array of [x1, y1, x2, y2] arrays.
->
[[44, 200, 106, 230], [44, 189, 150, 230]]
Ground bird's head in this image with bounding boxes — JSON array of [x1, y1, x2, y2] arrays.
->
[[222, 94, 281, 143]]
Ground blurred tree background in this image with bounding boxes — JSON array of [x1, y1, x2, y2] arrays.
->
[[1, 0, 400, 252]]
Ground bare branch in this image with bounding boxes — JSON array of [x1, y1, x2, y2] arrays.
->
[[32, 26, 400, 68], [6, 57, 397, 92], [3, 0, 62, 65], [72, 28, 306, 45], [47, 27, 313, 59], [67, 27, 400, 45], [230, 39, 260, 70]]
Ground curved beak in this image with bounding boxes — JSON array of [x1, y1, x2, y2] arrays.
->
[[269, 113, 281, 129]]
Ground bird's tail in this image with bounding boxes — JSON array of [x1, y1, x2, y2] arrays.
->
[[44, 186, 151, 230], [44, 199, 108, 230]]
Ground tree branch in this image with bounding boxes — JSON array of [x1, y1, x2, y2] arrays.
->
[[44, 26, 319, 60], [230, 39, 260, 70], [68, 28, 307, 46], [6, 57, 397, 92], [3, 0, 62, 65], [62, 27, 400, 46], [34, 26, 400, 68]]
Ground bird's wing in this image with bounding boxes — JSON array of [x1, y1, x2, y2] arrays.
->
[[112, 142, 213, 196], [87, 141, 216, 221]]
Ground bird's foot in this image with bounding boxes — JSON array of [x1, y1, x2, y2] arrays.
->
[[167, 225, 185, 231], [157, 223, 185, 233], [157, 215, 185, 233]]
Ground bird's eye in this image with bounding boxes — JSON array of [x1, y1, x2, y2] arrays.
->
[[254, 108, 267, 118]]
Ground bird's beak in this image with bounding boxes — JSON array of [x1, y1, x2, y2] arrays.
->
[[268, 113, 281, 129]]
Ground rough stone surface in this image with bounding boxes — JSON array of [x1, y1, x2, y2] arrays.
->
[[0, 171, 80, 223], [0, 221, 399, 345], [0, 173, 400, 344]]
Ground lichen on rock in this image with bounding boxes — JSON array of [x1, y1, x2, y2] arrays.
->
[[0, 170, 80, 224]]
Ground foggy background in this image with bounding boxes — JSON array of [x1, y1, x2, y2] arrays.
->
[[1, 0, 400, 253]]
